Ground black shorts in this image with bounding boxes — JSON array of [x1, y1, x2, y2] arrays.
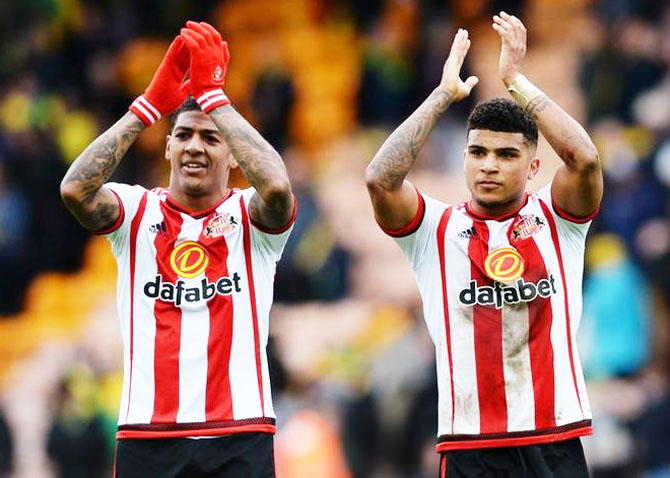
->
[[439, 438, 589, 478], [114, 432, 274, 478]]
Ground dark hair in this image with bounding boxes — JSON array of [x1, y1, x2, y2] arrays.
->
[[170, 96, 202, 131], [467, 98, 538, 147]]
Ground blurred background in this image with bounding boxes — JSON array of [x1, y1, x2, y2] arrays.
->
[[0, 0, 668, 476]]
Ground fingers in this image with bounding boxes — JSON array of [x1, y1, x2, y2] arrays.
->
[[180, 28, 206, 50], [492, 11, 526, 39], [185, 20, 221, 46], [222, 41, 230, 64], [445, 28, 471, 76], [171, 36, 191, 71], [464, 75, 479, 93], [180, 78, 193, 96], [198, 21, 223, 43]]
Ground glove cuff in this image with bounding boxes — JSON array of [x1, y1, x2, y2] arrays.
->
[[195, 88, 231, 114], [129, 95, 162, 126]]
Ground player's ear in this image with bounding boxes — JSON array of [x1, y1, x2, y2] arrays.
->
[[165, 135, 171, 161], [528, 156, 540, 180], [228, 151, 238, 169]]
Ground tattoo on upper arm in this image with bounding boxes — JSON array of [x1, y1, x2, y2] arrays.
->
[[62, 113, 143, 228], [368, 90, 452, 190], [526, 94, 551, 119], [87, 199, 120, 230]]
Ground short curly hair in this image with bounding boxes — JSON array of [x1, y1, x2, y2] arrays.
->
[[170, 96, 202, 131], [467, 98, 538, 147]]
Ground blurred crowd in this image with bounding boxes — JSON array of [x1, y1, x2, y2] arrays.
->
[[0, 0, 669, 477]]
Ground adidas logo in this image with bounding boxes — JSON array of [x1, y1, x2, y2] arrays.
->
[[149, 221, 167, 234], [458, 226, 477, 239]]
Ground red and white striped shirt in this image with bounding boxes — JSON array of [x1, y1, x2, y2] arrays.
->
[[382, 183, 596, 451], [98, 183, 295, 440]]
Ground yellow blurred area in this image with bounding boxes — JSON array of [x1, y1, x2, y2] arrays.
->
[[56, 110, 99, 163], [0, 93, 32, 133], [586, 233, 627, 269], [0, 237, 116, 385], [213, 0, 360, 152], [117, 39, 173, 98]]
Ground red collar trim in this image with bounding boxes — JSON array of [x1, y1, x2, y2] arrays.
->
[[166, 189, 233, 218], [465, 193, 529, 222]]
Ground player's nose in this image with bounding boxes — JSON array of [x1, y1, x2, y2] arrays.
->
[[480, 153, 499, 172], [184, 135, 205, 155]]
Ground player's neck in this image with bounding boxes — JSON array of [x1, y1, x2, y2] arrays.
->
[[168, 188, 230, 215], [468, 193, 527, 220]]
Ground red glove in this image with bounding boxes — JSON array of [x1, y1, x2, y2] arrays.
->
[[129, 36, 190, 126], [180, 21, 231, 114]]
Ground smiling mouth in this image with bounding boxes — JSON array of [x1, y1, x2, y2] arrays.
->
[[182, 162, 206, 173]]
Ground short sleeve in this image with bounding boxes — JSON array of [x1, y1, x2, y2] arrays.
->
[[392, 193, 450, 269], [536, 183, 594, 244], [239, 188, 296, 260], [100, 183, 148, 255]]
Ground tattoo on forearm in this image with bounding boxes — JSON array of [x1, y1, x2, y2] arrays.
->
[[209, 107, 287, 196], [209, 106, 292, 228], [526, 94, 551, 119], [64, 113, 144, 198], [367, 89, 452, 190]]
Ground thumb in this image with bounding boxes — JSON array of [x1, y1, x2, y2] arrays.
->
[[180, 78, 193, 96], [464, 75, 479, 93]]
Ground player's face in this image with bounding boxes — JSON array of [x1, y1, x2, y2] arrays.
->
[[464, 129, 539, 216], [166, 110, 237, 199]]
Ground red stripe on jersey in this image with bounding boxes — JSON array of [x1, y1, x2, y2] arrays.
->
[[202, 219, 234, 421], [240, 196, 265, 415], [151, 203, 184, 423], [469, 220, 508, 433], [508, 219, 556, 429], [539, 199, 583, 414], [436, 207, 455, 433], [436, 420, 592, 451], [125, 192, 148, 422], [116, 422, 276, 440]]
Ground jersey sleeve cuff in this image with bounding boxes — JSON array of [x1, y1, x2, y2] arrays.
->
[[550, 187, 599, 224], [91, 190, 125, 235], [379, 187, 426, 237], [249, 195, 297, 234]]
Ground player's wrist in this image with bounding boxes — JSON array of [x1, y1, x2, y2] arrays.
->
[[129, 95, 163, 127], [506, 74, 544, 111], [194, 88, 231, 114]]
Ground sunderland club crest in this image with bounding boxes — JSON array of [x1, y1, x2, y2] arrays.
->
[[511, 214, 545, 241], [203, 213, 238, 238]]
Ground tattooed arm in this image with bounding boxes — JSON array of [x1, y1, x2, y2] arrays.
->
[[366, 29, 478, 230], [208, 106, 293, 230], [60, 112, 144, 230], [494, 11, 602, 217]]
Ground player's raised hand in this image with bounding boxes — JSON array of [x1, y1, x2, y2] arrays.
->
[[180, 21, 231, 113], [438, 28, 479, 102], [493, 11, 527, 85], [129, 36, 190, 126]]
